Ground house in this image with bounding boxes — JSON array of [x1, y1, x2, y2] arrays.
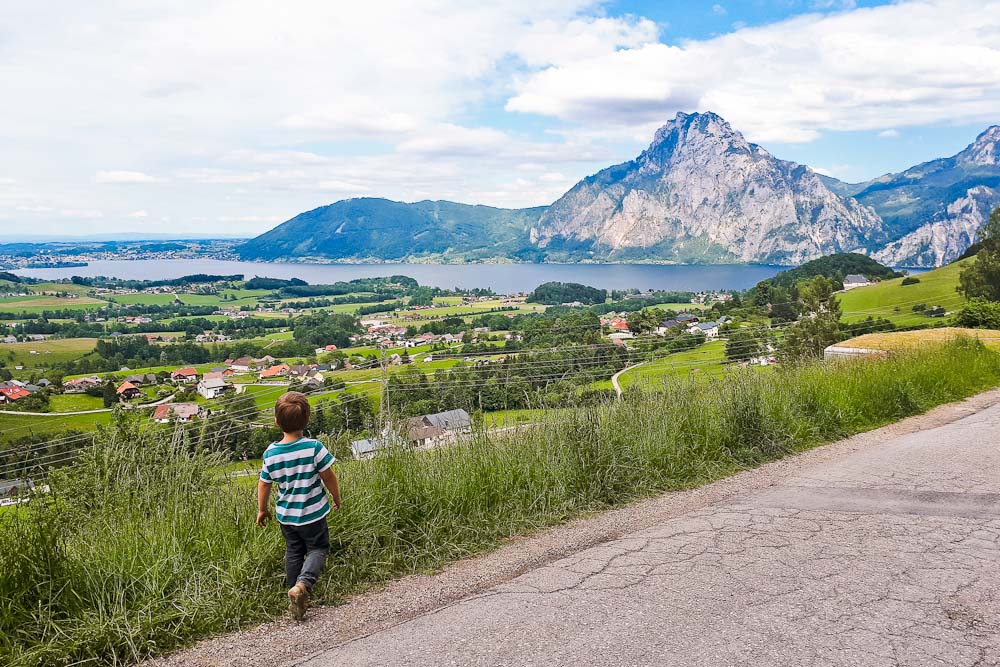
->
[[197, 375, 231, 399], [843, 274, 871, 290], [126, 373, 158, 385], [115, 381, 141, 401], [63, 376, 101, 393], [351, 438, 385, 459], [655, 319, 683, 335], [170, 367, 198, 384], [259, 363, 290, 379], [610, 320, 630, 332], [256, 355, 278, 365], [0, 386, 31, 404], [289, 364, 316, 377], [1, 336, 16, 344], [229, 357, 254, 373], [692, 321, 720, 339], [676, 313, 700, 323], [152, 403, 203, 424], [314, 344, 339, 355], [405, 409, 473, 447]]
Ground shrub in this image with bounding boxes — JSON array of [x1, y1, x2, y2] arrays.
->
[[901, 276, 921, 286], [955, 298, 1000, 329]]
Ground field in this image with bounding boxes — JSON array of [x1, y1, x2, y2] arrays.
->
[[3, 340, 999, 666], [0, 338, 97, 372], [837, 260, 969, 324], [0, 294, 106, 314], [0, 410, 113, 443], [47, 393, 105, 412], [616, 340, 728, 391], [838, 327, 1000, 351], [107, 289, 271, 307]]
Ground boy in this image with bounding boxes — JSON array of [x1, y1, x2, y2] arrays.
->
[[257, 391, 341, 621]]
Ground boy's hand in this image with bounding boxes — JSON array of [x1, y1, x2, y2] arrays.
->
[[256, 509, 270, 526]]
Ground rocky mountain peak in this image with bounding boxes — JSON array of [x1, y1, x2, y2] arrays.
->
[[642, 111, 755, 170], [958, 125, 1000, 166]]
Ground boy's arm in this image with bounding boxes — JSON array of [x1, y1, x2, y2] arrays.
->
[[318, 467, 341, 509], [257, 479, 272, 526]]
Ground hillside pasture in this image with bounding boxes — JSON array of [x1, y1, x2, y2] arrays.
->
[[837, 260, 969, 324]]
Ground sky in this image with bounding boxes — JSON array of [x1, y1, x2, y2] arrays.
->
[[1, 0, 999, 238]]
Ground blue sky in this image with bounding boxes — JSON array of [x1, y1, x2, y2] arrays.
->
[[1, 0, 998, 237]]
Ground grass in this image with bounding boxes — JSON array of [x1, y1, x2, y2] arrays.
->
[[0, 338, 97, 372], [47, 393, 105, 412], [0, 410, 113, 443], [838, 327, 1000, 351], [0, 295, 106, 314], [837, 259, 970, 324], [617, 340, 728, 390], [3, 339, 1000, 666]]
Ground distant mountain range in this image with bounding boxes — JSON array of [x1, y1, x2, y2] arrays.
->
[[238, 112, 1000, 267]]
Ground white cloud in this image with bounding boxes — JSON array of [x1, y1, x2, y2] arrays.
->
[[507, 0, 1000, 143], [95, 170, 162, 184], [59, 209, 103, 218], [878, 129, 901, 138], [712, 5, 727, 16], [16, 205, 52, 212], [396, 124, 511, 156], [128, 210, 149, 218]]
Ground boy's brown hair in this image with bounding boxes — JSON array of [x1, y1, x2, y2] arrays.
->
[[275, 391, 310, 433]]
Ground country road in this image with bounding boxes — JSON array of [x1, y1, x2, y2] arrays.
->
[[610, 361, 645, 397], [148, 389, 1000, 667]]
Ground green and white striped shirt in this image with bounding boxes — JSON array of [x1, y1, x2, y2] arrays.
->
[[260, 437, 335, 526]]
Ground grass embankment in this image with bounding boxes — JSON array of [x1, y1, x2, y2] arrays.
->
[[2, 339, 1000, 666], [838, 260, 969, 324]]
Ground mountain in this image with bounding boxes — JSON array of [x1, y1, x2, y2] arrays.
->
[[832, 126, 1000, 267], [236, 198, 543, 262], [531, 112, 884, 264], [239, 113, 1000, 267]]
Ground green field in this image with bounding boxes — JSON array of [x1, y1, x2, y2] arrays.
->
[[48, 393, 105, 412], [0, 410, 113, 443], [108, 289, 271, 307], [0, 338, 97, 372], [617, 340, 728, 390], [0, 294, 106, 314], [838, 260, 969, 324]]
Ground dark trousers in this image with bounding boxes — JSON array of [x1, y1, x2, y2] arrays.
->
[[280, 517, 330, 590]]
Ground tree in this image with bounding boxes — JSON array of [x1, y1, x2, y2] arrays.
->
[[959, 206, 1000, 302], [102, 381, 118, 408], [778, 276, 844, 362], [725, 327, 765, 362], [626, 307, 665, 335], [955, 299, 1000, 329]]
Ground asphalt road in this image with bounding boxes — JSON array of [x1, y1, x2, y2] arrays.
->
[[303, 401, 1000, 666]]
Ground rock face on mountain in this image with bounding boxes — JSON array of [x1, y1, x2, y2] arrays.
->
[[850, 126, 1000, 267], [238, 114, 1000, 267], [531, 112, 885, 264]]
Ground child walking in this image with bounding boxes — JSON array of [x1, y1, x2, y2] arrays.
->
[[257, 391, 341, 621]]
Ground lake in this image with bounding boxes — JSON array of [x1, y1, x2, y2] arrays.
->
[[14, 259, 787, 293]]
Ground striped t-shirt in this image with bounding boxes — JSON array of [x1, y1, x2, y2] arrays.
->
[[260, 437, 335, 526]]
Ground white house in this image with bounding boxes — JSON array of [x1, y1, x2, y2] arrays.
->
[[843, 274, 871, 290], [197, 375, 229, 399]]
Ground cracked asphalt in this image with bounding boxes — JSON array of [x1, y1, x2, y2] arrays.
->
[[303, 400, 1000, 667], [147, 390, 1000, 667]]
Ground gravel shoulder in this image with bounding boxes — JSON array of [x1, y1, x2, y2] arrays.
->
[[145, 388, 1000, 667]]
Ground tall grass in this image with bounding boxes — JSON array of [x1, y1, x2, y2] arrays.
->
[[2, 339, 1000, 666]]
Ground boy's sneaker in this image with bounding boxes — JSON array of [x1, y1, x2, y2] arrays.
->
[[288, 582, 309, 621]]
